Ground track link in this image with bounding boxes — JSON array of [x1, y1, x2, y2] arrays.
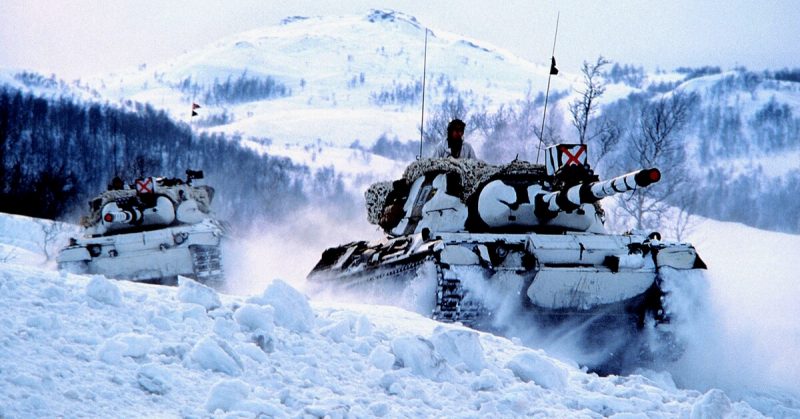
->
[[431, 264, 485, 327], [190, 245, 224, 283]]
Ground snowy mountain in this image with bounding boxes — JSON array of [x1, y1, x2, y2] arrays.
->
[[89, 10, 560, 146], [2, 212, 799, 417]]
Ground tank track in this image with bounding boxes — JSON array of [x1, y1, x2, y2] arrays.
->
[[189, 245, 224, 283], [431, 263, 486, 327]]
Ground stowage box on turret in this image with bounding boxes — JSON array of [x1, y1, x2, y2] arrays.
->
[[307, 144, 706, 371], [58, 170, 226, 285]]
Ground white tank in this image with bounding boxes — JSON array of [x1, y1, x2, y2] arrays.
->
[[308, 145, 706, 374], [58, 170, 226, 285]]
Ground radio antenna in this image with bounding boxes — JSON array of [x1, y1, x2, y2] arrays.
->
[[418, 28, 429, 160], [536, 12, 560, 164]]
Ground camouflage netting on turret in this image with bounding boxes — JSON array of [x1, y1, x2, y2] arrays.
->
[[364, 181, 395, 226], [81, 184, 215, 228], [365, 158, 547, 225]]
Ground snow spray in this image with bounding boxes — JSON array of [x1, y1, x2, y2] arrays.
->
[[220, 207, 381, 296], [661, 267, 800, 401]]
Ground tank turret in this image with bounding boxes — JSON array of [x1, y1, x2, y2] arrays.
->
[[100, 195, 176, 232], [364, 146, 663, 236], [84, 170, 215, 236], [58, 169, 226, 285], [308, 144, 706, 373]]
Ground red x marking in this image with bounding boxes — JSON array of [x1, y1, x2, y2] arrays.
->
[[560, 145, 586, 166], [136, 178, 153, 194]]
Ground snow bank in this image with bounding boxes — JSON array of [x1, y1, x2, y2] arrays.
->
[[86, 275, 122, 306], [506, 351, 569, 390], [390, 335, 451, 381], [430, 326, 486, 373], [1, 265, 769, 418], [247, 279, 314, 332], [136, 364, 172, 395], [177, 275, 221, 310], [186, 336, 244, 376], [0, 211, 796, 417]]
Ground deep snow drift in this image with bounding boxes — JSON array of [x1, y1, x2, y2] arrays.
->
[[1, 212, 799, 418]]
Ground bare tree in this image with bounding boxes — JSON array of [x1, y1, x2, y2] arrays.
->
[[671, 191, 701, 241], [0, 247, 18, 263], [568, 56, 621, 167], [588, 116, 621, 168], [35, 219, 67, 264], [123, 154, 159, 180], [532, 107, 565, 151], [472, 88, 568, 163], [615, 91, 700, 232], [515, 88, 566, 161], [569, 56, 610, 144], [471, 105, 512, 163]]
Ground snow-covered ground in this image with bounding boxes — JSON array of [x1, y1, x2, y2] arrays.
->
[[1, 212, 798, 418]]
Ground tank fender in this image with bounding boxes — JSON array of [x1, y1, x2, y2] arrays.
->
[[56, 246, 91, 262], [526, 234, 648, 266], [526, 268, 657, 310], [438, 244, 481, 266], [603, 252, 646, 273], [653, 244, 702, 270]]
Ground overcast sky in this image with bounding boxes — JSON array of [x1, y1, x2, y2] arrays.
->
[[2, 0, 798, 80]]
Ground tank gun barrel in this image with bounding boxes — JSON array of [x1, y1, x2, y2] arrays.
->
[[535, 168, 661, 218], [103, 209, 141, 225]]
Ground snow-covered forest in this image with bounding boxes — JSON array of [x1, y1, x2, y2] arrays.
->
[[0, 86, 350, 228]]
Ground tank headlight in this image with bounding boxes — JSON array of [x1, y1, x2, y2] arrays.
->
[[173, 232, 188, 245], [495, 246, 508, 258], [87, 244, 102, 257]]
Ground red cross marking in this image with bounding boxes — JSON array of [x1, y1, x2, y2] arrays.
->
[[136, 178, 153, 194], [560, 145, 585, 166]]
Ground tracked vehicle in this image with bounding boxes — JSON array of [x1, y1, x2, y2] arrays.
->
[[308, 145, 706, 367], [58, 170, 226, 285]]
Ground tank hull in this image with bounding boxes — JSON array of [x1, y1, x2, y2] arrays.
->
[[58, 219, 225, 284], [308, 230, 704, 369], [310, 231, 701, 310]]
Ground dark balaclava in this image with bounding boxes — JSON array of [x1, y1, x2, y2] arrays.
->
[[446, 119, 466, 158]]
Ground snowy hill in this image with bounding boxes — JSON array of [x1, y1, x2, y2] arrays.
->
[[1, 210, 799, 417], [89, 10, 562, 147]]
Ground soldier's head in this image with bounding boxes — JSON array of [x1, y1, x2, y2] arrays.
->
[[110, 176, 124, 190], [447, 119, 466, 142]]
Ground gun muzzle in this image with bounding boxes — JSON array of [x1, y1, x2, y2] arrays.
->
[[103, 211, 136, 224], [634, 168, 661, 187]]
